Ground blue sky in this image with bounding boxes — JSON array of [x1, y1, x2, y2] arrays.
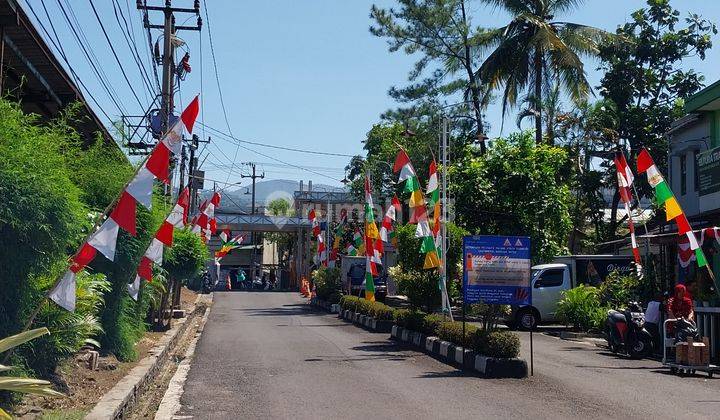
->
[[24, 0, 720, 189]]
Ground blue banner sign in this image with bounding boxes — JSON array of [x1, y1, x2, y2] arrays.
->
[[463, 235, 531, 305]]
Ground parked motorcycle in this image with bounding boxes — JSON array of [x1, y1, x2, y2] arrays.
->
[[606, 302, 653, 358]]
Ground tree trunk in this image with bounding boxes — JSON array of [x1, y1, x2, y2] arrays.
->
[[534, 49, 543, 145], [460, 0, 486, 154]]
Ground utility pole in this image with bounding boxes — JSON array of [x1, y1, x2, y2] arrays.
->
[[242, 163, 265, 282], [138, 0, 201, 194]]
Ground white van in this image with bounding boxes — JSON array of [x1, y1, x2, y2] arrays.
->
[[509, 255, 635, 329]]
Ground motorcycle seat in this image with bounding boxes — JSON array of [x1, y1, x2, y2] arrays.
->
[[608, 310, 626, 323]]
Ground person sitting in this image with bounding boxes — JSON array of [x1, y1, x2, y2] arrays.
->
[[668, 284, 694, 321]]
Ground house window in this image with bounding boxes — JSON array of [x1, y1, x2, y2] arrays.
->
[[680, 155, 687, 195]]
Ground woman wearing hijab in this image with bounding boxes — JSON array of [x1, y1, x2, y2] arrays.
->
[[668, 284, 694, 321]]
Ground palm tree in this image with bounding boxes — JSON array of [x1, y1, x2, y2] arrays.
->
[[477, 0, 608, 144], [516, 80, 563, 143]]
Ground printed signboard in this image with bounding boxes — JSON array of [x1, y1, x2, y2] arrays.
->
[[463, 235, 531, 305], [698, 147, 720, 196]]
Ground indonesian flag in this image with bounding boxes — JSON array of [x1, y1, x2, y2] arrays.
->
[[637, 148, 708, 268], [614, 151, 641, 269], [380, 195, 401, 243], [127, 188, 193, 300], [309, 209, 320, 237]]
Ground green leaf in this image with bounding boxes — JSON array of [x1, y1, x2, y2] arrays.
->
[[0, 327, 49, 354]]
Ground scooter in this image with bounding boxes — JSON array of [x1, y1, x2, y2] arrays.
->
[[606, 301, 653, 358]]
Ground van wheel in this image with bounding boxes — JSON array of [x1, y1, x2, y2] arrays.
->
[[517, 308, 538, 331]]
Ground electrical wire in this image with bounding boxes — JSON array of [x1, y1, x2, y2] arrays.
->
[[87, 0, 148, 110], [197, 122, 355, 158], [207, 127, 343, 183], [201, 0, 241, 185], [24, 1, 117, 123], [111, 0, 157, 97], [53, 0, 128, 116]]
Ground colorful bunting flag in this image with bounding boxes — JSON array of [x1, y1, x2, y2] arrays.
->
[[364, 175, 379, 301], [637, 148, 707, 268]]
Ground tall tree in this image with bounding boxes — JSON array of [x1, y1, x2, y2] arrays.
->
[[370, 0, 491, 153], [595, 0, 715, 237], [478, 0, 607, 145]]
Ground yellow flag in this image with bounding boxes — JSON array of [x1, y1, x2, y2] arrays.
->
[[424, 250, 441, 269], [365, 290, 375, 302], [665, 196, 683, 221], [409, 190, 425, 208], [366, 221, 379, 239]]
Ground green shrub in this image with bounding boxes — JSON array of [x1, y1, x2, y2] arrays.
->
[[340, 295, 359, 310], [598, 270, 640, 308], [436, 321, 477, 348], [473, 330, 520, 358], [368, 302, 394, 320], [422, 313, 446, 336], [312, 267, 342, 301], [393, 309, 427, 331], [556, 285, 607, 332], [389, 265, 441, 312]]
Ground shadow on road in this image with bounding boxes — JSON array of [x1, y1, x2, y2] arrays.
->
[[351, 341, 407, 353], [235, 306, 326, 317], [415, 370, 479, 379]]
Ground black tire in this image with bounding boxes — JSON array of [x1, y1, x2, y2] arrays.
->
[[516, 308, 538, 331], [628, 333, 652, 359], [670, 367, 678, 374]]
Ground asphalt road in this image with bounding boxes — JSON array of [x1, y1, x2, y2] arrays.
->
[[179, 292, 720, 419]]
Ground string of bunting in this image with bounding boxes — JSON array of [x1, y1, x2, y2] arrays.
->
[[49, 96, 200, 312]]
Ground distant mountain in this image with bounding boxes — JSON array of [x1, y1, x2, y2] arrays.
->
[[201, 179, 345, 212]]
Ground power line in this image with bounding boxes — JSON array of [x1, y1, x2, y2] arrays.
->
[[202, 0, 240, 185], [53, 0, 128, 116], [24, 1, 116, 123], [207, 126, 343, 183], [198, 122, 355, 158], [111, 0, 157, 97], [87, 0, 148, 110]]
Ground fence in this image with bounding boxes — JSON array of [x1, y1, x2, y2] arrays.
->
[[696, 307, 720, 361]]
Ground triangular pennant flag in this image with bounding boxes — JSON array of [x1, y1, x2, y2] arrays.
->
[[146, 142, 171, 183], [155, 221, 174, 246], [655, 181, 673, 205], [162, 119, 184, 155], [636, 148, 654, 173], [127, 275, 141, 301], [665, 196, 682, 221], [125, 167, 154, 209], [145, 238, 164, 264], [177, 187, 190, 225], [166, 204, 186, 228], [137, 256, 153, 281], [424, 251, 441, 269], [110, 191, 137, 236], [70, 242, 97, 273], [696, 248, 708, 267], [49, 270, 76, 312], [181, 95, 200, 134], [393, 149, 411, 173], [88, 218, 120, 261]]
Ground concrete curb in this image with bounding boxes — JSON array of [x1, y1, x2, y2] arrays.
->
[[308, 297, 341, 313], [390, 325, 528, 378], [338, 308, 393, 333], [154, 305, 212, 419], [86, 293, 213, 420]]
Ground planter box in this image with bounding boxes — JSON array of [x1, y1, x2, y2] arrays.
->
[[390, 325, 528, 378], [338, 309, 392, 333], [309, 298, 341, 313]]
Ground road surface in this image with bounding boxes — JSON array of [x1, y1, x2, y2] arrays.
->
[[178, 292, 720, 419]]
